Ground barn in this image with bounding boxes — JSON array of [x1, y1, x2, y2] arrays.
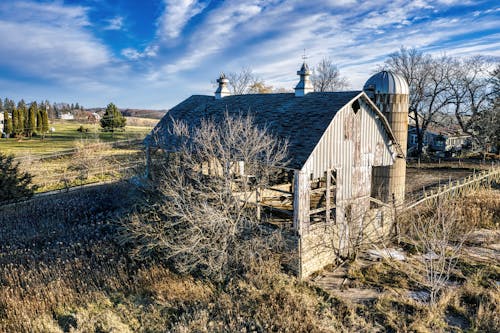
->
[[145, 63, 409, 278]]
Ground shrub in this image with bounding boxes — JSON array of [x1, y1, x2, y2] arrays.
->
[[0, 153, 37, 203]]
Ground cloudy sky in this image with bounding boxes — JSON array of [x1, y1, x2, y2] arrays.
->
[[0, 0, 498, 109]]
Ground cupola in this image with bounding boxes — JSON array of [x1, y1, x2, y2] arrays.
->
[[215, 73, 230, 99], [294, 62, 313, 97]]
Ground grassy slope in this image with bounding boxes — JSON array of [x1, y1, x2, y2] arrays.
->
[[0, 118, 156, 156], [0, 184, 498, 332]]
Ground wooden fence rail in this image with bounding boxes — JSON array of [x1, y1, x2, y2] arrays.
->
[[402, 167, 500, 211]]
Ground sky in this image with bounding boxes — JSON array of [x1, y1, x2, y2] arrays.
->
[[0, 0, 498, 109]]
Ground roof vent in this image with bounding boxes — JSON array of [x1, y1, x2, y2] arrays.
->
[[294, 62, 313, 97], [215, 73, 230, 99]]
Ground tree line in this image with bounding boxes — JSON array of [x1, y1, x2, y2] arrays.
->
[[0, 98, 89, 139], [1, 99, 50, 139], [384, 47, 499, 157]]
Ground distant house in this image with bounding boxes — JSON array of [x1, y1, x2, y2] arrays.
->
[[87, 112, 101, 124], [59, 112, 75, 120], [407, 125, 471, 156]]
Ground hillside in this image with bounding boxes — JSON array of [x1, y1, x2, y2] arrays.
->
[[0, 180, 498, 332], [85, 108, 167, 119]]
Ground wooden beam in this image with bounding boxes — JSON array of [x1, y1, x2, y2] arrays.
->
[[310, 187, 326, 194], [326, 169, 331, 221], [256, 187, 261, 221], [268, 187, 293, 195], [293, 170, 310, 234]]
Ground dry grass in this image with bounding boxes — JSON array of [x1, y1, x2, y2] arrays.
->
[[15, 140, 146, 193], [0, 182, 370, 332], [0, 182, 498, 332], [340, 187, 500, 332]]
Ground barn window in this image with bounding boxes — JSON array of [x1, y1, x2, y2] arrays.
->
[[352, 100, 360, 114]]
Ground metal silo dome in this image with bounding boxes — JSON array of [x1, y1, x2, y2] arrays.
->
[[363, 71, 409, 96]]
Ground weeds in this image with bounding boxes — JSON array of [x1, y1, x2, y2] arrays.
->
[[0, 181, 497, 332]]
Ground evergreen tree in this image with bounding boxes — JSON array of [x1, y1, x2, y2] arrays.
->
[[14, 107, 24, 137], [6, 99, 14, 113], [100, 102, 126, 132], [11, 108, 17, 136], [0, 153, 37, 202], [75, 102, 80, 109], [26, 102, 37, 137], [0, 98, 3, 112], [41, 108, 49, 138], [36, 109, 43, 134], [18, 99, 27, 121]]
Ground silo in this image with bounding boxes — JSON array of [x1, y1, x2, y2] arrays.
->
[[363, 71, 409, 206]]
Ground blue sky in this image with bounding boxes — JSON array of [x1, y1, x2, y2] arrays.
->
[[0, 0, 498, 109]]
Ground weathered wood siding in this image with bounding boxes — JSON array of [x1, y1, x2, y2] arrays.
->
[[297, 96, 397, 278], [302, 96, 395, 199], [302, 98, 393, 183]]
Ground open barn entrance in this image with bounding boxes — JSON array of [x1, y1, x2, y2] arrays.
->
[[309, 170, 337, 224], [255, 168, 338, 229]]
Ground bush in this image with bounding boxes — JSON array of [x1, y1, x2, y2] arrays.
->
[[0, 153, 37, 203], [77, 125, 89, 133]]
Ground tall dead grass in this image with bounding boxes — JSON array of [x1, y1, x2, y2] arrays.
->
[[0, 181, 370, 332], [1, 184, 498, 332]]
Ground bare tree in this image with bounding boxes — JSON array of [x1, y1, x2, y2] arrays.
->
[[385, 47, 454, 157], [119, 113, 289, 281], [311, 57, 349, 92], [248, 81, 274, 94], [399, 198, 473, 304], [226, 67, 259, 95], [465, 62, 500, 155], [70, 139, 111, 183], [448, 56, 495, 149]]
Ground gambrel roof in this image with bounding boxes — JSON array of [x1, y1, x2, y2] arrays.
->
[[146, 91, 398, 169]]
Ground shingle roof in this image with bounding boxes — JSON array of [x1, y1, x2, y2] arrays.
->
[[146, 91, 362, 169]]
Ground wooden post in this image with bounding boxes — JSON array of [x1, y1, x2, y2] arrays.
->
[[325, 170, 331, 222], [256, 187, 261, 221], [293, 170, 310, 235]]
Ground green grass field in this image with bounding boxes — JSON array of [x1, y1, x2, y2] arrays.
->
[[0, 118, 158, 156]]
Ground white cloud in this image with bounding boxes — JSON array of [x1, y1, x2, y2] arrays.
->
[[122, 45, 159, 60], [152, 1, 265, 79], [158, 0, 208, 39], [0, 1, 112, 80], [104, 16, 124, 30], [0, 1, 90, 27]]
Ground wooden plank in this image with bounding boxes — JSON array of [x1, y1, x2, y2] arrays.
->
[[326, 169, 331, 222], [368, 196, 392, 208], [293, 170, 310, 234], [310, 187, 326, 194], [268, 187, 293, 195], [256, 187, 261, 221]]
